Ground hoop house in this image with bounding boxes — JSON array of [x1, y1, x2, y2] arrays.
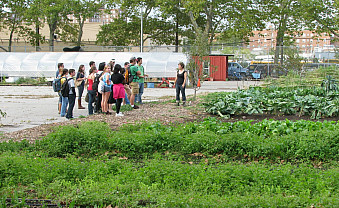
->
[[0, 52, 188, 80]]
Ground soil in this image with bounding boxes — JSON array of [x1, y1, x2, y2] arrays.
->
[[1, 98, 338, 143]]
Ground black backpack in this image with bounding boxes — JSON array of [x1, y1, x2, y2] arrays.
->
[[60, 77, 71, 97], [92, 72, 103, 91], [127, 68, 134, 84]]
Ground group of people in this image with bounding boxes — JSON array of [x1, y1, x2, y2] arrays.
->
[[55, 57, 187, 118]]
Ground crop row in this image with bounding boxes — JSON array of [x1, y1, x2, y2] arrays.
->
[[1, 119, 338, 161], [1, 154, 338, 207], [203, 86, 339, 118]]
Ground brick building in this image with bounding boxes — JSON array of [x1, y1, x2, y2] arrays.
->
[[248, 29, 333, 53]]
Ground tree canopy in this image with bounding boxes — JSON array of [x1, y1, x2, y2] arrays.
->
[[0, 0, 337, 53]]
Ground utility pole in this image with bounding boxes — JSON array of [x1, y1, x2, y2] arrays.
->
[[140, 6, 143, 53]]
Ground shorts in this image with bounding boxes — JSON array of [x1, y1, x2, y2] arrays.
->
[[131, 82, 139, 95], [103, 85, 112, 93]]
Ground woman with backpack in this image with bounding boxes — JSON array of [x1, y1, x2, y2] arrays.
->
[[76, 65, 86, 109], [100, 65, 112, 115], [112, 64, 126, 116]]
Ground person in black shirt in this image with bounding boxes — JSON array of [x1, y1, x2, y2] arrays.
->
[[174, 62, 187, 106], [111, 64, 126, 116], [76, 65, 86, 109]]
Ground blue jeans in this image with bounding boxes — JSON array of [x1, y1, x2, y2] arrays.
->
[[88, 90, 96, 115], [135, 82, 144, 104], [67, 94, 76, 118], [125, 93, 130, 105], [77, 85, 84, 100], [58, 92, 62, 103], [176, 84, 186, 102], [60, 96, 69, 117]]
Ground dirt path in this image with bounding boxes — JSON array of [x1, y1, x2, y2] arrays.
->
[[1, 99, 210, 142]]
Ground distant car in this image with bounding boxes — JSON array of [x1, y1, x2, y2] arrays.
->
[[246, 63, 281, 79], [227, 62, 248, 80]]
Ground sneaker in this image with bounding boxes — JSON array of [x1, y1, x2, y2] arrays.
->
[[176, 102, 180, 106], [182, 102, 186, 107], [116, 112, 124, 117], [133, 105, 139, 109], [106, 111, 112, 115]]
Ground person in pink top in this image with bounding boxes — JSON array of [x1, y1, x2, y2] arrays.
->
[[85, 66, 97, 115], [111, 64, 126, 117]]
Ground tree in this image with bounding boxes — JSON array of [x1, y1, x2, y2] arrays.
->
[[68, 0, 104, 46], [98, 0, 177, 48], [25, 0, 46, 51], [40, 0, 70, 51], [96, 18, 140, 46], [157, 0, 192, 52], [261, 0, 305, 64], [180, 0, 214, 99], [2, 0, 31, 52], [302, 0, 339, 38]]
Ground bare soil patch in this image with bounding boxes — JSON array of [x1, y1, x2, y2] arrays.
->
[[1, 99, 337, 143]]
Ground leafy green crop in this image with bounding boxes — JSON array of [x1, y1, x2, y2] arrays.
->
[[204, 86, 339, 119]]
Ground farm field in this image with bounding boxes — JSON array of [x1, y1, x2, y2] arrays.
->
[[1, 67, 338, 207], [0, 119, 338, 207]]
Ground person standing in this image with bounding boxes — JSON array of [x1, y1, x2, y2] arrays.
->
[[60, 68, 69, 117], [108, 59, 116, 112], [89, 61, 95, 69], [86, 66, 97, 115], [123, 62, 131, 105], [112, 64, 126, 116], [94, 62, 105, 113], [100, 65, 112, 115], [66, 69, 76, 119], [135, 57, 148, 104], [76, 65, 86, 109], [56, 63, 64, 114], [174, 62, 187, 106], [129, 57, 140, 109], [56, 63, 64, 78], [109, 59, 115, 72]]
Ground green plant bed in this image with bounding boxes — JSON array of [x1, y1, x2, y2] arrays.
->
[[203, 85, 339, 119], [0, 154, 338, 207], [2, 118, 337, 161], [1, 119, 338, 207]]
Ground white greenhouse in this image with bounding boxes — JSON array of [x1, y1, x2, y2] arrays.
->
[[0, 52, 188, 82]]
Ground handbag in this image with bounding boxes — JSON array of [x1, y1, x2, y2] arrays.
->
[[85, 93, 89, 103], [75, 79, 82, 87], [98, 80, 104, 94]]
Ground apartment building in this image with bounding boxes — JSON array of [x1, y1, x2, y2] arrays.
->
[[248, 29, 333, 53]]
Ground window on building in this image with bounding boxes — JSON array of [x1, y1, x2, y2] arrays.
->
[[203, 61, 210, 76]]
